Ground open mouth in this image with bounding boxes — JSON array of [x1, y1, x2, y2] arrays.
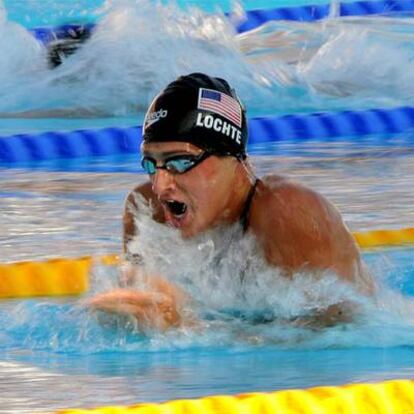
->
[[164, 200, 187, 217]]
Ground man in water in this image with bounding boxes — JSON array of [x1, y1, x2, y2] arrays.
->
[[88, 73, 373, 330], [47, 24, 92, 68]]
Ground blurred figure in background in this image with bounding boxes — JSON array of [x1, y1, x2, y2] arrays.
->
[[87, 73, 374, 331]]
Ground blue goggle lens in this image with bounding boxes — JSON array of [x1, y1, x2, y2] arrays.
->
[[141, 158, 157, 174], [141, 153, 209, 175]]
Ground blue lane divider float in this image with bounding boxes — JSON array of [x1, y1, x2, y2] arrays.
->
[[0, 127, 141, 163], [31, 23, 95, 45], [235, 0, 414, 32], [1, 106, 414, 164], [29, 0, 414, 44]]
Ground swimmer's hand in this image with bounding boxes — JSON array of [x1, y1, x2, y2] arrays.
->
[[85, 276, 189, 331]]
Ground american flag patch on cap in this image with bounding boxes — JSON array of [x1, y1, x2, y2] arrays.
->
[[197, 88, 242, 128]]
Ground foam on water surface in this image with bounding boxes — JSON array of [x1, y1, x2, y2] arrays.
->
[[1, 0, 414, 120], [0, 1, 414, 411], [2, 210, 414, 355]]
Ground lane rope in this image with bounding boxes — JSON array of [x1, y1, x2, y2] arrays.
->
[[234, 0, 414, 32], [0, 256, 91, 298], [0, 254, 117, 299], [0, 228, 413, 299], [29, 0, 414, 44], [1, 107, 414, 164], [18, 5, 414, 414], [54, 379, 414, 413], [353, 227, 414, 248]]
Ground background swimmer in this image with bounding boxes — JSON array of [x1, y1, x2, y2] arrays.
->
[[47, 24, 91, 69], [1, 1, 414, 118]]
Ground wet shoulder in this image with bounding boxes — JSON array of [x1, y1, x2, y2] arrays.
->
[[250, 174, 338, 230], [254, 174, 324, 206]]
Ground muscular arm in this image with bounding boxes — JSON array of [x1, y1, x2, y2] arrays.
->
[[250, 176, 373, 291], [250, 177, 374, 326], [87, 183, 189, 330]]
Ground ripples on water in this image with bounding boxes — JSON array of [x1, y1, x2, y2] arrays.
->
[[1, 0, 414, 412], [2, 147, 414, 353], [1, 145, 414, 262], [1, 0, 414, 115]]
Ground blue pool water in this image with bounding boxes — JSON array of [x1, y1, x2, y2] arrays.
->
[[0, 246, 414, 413], [1, 139, 414, 413], [1, 0, 414, 126], [1, 0, 414, 413], [3, 0, 334, 28]]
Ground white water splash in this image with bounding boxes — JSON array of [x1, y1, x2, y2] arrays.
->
[[1, 0, 414, 115], [0, 0, 265, 114], [0, 16, 48, 109], [100, 198, 414, 349], [239, 16, 414, 108], [0, 0, 5, 24]]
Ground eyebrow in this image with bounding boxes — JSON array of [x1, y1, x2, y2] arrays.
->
[[142, 150, 199, 158]]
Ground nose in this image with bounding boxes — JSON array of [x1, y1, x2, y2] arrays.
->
[[151, 168, 176, 196]]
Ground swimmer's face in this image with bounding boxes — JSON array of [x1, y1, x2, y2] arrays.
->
[[141, 141, 241, 238]]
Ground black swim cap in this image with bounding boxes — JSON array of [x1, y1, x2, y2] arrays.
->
[[142, 73, 248, 158], [47, 25, 92, 68]]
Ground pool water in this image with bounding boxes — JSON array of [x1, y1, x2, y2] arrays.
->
[[3, 0, 336, 28], [1, 140, 414, 413], [1, 325, 414, 413], [1, 0, 414, 413], [2, 140, 414, 262], [0, 245, 414, 413], [1, 0, 414, 127]]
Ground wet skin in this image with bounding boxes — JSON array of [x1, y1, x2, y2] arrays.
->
[[136, 142, 255, 238], [87, 141, 374, 330]]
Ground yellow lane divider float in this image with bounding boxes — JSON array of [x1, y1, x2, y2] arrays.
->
[[1, 228, 413, 299], [0, 254, 118, 299], [55, 379, 414, 414], [353, 227, 414, 248]]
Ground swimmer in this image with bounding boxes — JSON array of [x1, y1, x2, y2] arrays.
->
[[0, 24, 94, 119], [47, 24, 92, 68], [87, 72, 374, 330]]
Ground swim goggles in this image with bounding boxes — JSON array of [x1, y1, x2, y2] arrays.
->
[[141, 151, 211, 175]]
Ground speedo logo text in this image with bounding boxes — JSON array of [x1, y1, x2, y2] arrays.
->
[[145, 109, 168, 128]]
